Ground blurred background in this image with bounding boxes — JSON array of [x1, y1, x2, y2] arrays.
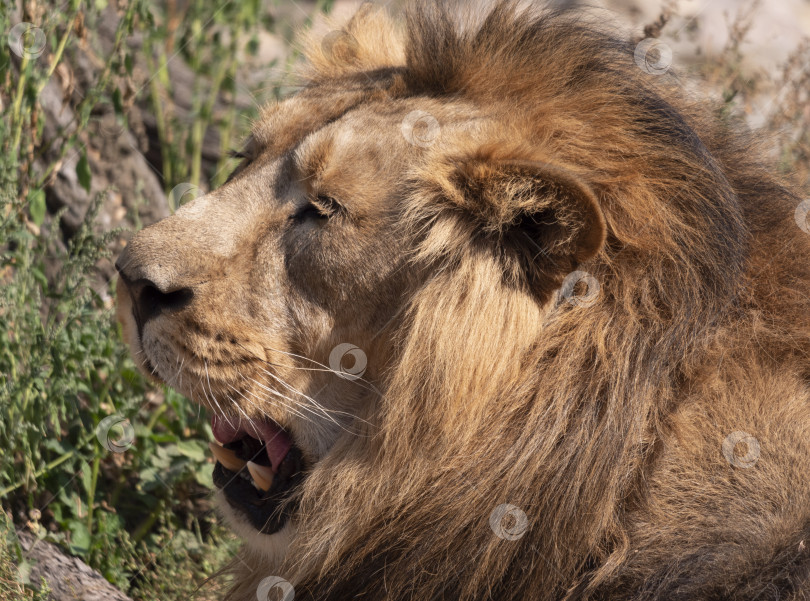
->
[[1, 1, 808, 599]]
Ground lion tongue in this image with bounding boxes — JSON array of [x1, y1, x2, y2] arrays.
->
[[249, 420, 292, 474], [211, 415, 292, 473]]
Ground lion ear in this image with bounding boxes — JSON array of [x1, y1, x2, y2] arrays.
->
[[448, 156, 606, 287], [301, 3, 405, 78]]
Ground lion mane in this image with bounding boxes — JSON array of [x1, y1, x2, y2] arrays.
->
[[225, 2, 810, 599]]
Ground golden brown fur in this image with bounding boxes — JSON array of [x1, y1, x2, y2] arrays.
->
[[117, 1, 810, 599]]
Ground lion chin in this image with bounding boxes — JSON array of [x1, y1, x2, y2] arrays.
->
[[115, 1, 810, 600], [216, 490, 297, 560]]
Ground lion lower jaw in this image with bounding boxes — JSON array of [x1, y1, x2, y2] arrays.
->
[[215, 489, 298, 560]]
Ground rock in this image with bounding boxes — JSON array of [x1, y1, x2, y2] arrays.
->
[[37, 67, 170, 242], [17, 531, 133, 601]]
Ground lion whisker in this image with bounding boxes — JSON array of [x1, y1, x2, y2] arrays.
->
[[262, 344, 382, 395], [203, 359, 236, 431], [235, 340, 381, 396], [231, 375, 313, 426], [242, 372, 335, 426], [227, 389, 254, 430], [171, 356, 185, 390], [254, 365, 374, 430], [254, 366, 373, 432]]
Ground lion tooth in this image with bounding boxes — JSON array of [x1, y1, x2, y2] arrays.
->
[[247, 461, 274, 491], [209, 442, 246, 472]]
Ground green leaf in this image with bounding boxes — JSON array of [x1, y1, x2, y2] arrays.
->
[[75, 381, 93, 396], [112, 87, 123, 114], [17, 559, 32, 584], [154, 445, 174, 464], [57, 489, 79, 513], [79, 460, 92, 496], [138, 467, 163, 491], [29, 188, 47, 225], [68, 520, 91, 555], [31, 267, 48, 290], [194, 465, 213, 488], [43, 438, 67, 455], [76, 152, 92, 193], [121, 367, 141, 384], [246, 35, 259, 57], [175, 439, 206, 462]]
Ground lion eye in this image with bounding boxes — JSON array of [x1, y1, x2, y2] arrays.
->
[[294, 195, 339, 221]]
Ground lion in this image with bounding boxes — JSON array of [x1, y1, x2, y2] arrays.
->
[[115, 1, 810, 599]]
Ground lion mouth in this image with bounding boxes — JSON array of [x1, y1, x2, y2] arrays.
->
[[209, 415, 307, 534]]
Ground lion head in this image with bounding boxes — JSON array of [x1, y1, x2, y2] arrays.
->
[[117, 2, 810, 599]]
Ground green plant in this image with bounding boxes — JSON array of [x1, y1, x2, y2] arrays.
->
[[0, 0, 328, 597]]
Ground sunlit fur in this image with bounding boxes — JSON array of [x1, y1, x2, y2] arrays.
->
[[120, 1, 810, 599], [260, 2, 810, 599]]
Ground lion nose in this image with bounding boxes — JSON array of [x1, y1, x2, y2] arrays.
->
[[115, 250, 193, 325]]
